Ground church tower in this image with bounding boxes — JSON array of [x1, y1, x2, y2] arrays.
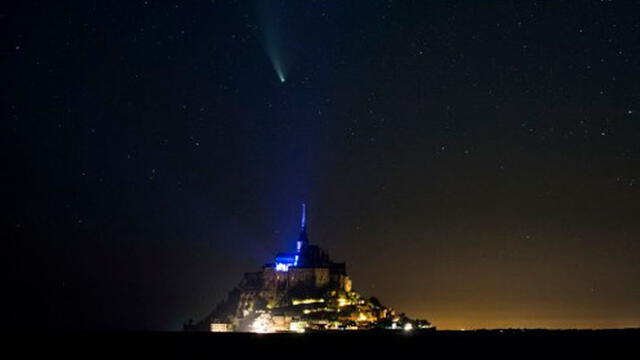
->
[[296, 203, 309, 252]]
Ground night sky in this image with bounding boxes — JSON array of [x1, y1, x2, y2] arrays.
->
[[4, 0, 640, 330]]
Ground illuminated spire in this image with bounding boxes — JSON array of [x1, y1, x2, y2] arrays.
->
[[296, 203, 308, 253], [301, 203, 306, 230]]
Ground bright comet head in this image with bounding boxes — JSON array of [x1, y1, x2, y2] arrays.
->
[[272, 61, 285, 83]]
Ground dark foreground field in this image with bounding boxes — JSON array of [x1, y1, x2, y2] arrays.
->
[[6, 329, 639, 358]]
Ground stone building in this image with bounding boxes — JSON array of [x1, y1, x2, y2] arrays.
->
[[260, 204, 350, 304], [184, 204, 432, 333]]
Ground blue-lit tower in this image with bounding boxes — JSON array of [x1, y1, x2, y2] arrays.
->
[[274, 203, 308, 271], [296, 203, 309, 252]]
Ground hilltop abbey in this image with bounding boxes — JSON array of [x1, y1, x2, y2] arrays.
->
[[262, 204, 352, 301], [185, 205, 432, 333]]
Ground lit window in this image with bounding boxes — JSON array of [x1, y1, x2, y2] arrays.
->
[[275, 263, 289, 272]]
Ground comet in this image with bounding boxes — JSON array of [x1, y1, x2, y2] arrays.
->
[[273, 65, 287, 82], [255, 0, 288, 84], [266, 38, 286, 83]]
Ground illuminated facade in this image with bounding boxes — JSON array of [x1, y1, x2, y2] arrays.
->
[[210, 322, 231, 332]]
